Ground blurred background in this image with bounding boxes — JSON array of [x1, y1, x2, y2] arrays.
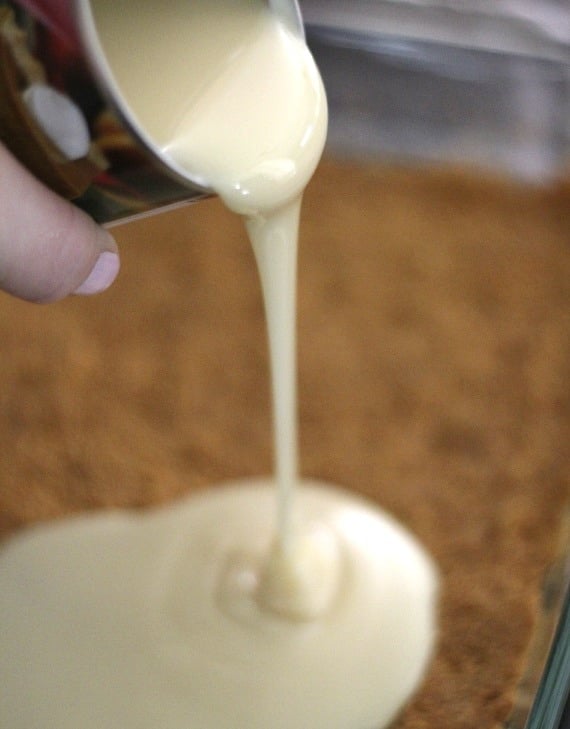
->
[[301, 0, 570, 183]]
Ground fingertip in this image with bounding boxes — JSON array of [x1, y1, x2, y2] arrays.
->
[[73, 250, 120, 296], [0, 143, 121, 303]]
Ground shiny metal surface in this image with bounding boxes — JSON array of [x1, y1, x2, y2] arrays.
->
[[269, 0, 305, 39], [0, 0, 309, 225]]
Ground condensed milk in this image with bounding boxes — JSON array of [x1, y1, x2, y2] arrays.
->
[[0, 2, 438, 727]]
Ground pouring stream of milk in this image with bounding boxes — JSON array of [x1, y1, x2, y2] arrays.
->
[[85, 0, 326, 572], [0, 2, 437, 727]]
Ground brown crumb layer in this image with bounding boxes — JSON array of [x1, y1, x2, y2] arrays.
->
[[0, 158, 568, 728]]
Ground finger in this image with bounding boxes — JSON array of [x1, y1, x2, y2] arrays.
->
[[0, 143, 120, 303]]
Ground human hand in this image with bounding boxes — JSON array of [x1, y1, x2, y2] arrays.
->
[[0, 141, 120, 303]]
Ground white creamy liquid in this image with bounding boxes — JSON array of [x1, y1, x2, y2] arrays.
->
[[0, 2, 438, 728], [0, 482, 436, 729]]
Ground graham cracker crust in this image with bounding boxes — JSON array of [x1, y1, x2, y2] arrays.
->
[[0, 158, 568, 728]]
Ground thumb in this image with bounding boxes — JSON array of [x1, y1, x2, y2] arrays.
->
[[0, 143, 120, 303]]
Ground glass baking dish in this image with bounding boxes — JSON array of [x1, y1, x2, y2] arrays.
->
[[302, 3, 570, 727], [302, 0, 570, 184]]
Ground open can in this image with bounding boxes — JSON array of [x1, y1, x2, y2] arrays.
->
[[0, 0, 210, 226]]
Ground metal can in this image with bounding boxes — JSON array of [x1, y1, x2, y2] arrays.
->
[[0, 0, 210, 226]]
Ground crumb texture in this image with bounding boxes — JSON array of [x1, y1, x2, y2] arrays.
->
[[0, 159, 568, 728]]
